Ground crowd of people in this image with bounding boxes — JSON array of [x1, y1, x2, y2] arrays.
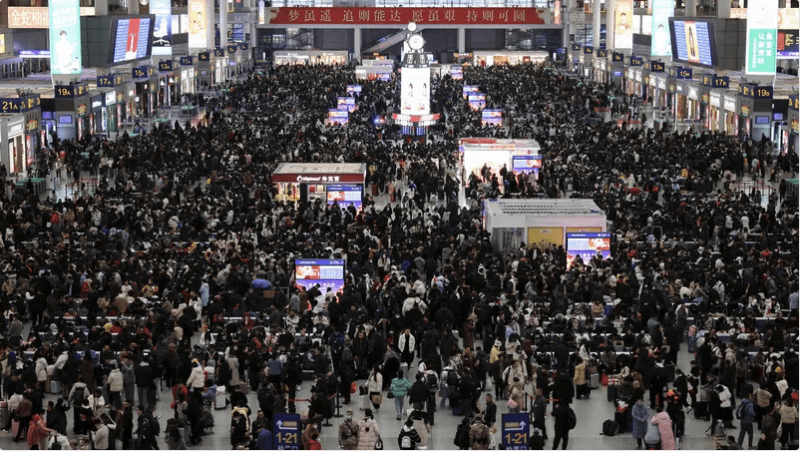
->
[[0, 59, 795, 451]]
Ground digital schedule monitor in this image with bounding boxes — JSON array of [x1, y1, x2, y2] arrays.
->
[[468, 93, 486, 111], [326, 184, 362, 210], [109, 17, 154, 64], [328, 109, 349, 125], [482, 109, 503, 125], [512, 155, 542, 175], [566, 232, 611, 268], [295, 259, 346, 295], [463, 85, 479, 99], [346, 84, 362, 95], [336, 96, 356, 112], [669, 19, 718, 67], [451, 66, 463, 80]]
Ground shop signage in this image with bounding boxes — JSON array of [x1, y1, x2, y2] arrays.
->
[[790, 94, 799, 111], [669, 83, 676, 93], [263, 7, 550, 25], [91, 100, 102, 109], [180, 56, 194, 65], [77, 103, 87, 116], [8, 120, 24, 136], [8, 7, 51, 28], [271, 173, 364, 183], [105, 91, 116, 105], [675, 84, 683, 93], [710, 92, 721, 106], [792, 119, 799, 132], [688, 87, 698, 100], [158, 60, 173, 72], [635, 72, 642, 82], [26, 119, 38, 131], [701, 93, 710, 104], [117, 92, 125, 103], [19, 50, 50, 57], [650, 61, 665, 72], [724, 97, 736, 112], [657, 78, 666, 90], [55, 83, 88, 98], [740, 105, 751, 116]]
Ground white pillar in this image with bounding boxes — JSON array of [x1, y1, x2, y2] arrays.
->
[[127, 0, 139, 15], [458, 27, 466, 53], [717, 0, 729, 18], [219, 0, 228, 47], [685, 0, 696, 17], [206, 0, 214, 49], [95, 0, 108, 17], [606, 0, 614, 50], [592, 0, 601, 48], [353, 27, 361, 62]]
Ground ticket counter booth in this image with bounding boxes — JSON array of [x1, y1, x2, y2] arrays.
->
[[724, 92, 739, 137], [708, 89, 726, 133], [581, 46, 594, 79], [737, 84, 774, 142], [271, 163, 367, 210]]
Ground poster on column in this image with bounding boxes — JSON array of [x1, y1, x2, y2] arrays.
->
[[151, 0, 172, 55], [49, 0, 81, 75], [258, 0, 265, 25], [745, 0, 779, 74], [188, 0, 208, 49], [614, 0, 633, 49], [650, 0, 673, 57]]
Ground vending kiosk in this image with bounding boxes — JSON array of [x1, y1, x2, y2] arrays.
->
[[271, 163, 367, 210]]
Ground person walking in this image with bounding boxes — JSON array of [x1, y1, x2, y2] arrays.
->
[[736, 392, 756, 449], [551, 400, 573, 450], [356, 409, 380, 450], [390, 370, 412, 421], [398, 417, 422, 450], [631, 399, 650, 449], [651, 406, 676, 451], [338, 408, 361, 450]]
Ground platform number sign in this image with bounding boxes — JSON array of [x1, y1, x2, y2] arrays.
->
[[502, 413, 529, 450], [273, 413, 300, 450]]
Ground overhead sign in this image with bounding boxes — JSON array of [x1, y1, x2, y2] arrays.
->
[[263, 7, 550, 25], [180, 55, 194, 65], [745, 1, 779, 74], [8, 7, 50, 28], [650, 61, 665, 72], [49, 0, 82, 74], [650, 0, 673, 56], [614, 0, 633, 49], [55, 83, 88, 98], [777, 29, 799, 59], [273, 413, 300, 450], [629, 55, 644, 66], [501, 413, 529, 450]]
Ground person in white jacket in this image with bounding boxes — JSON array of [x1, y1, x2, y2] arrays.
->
[[362, 364, 383, 411], [107, 363, 124, 409], [186, 361, 206, 393], [35, 355, 48, 387]]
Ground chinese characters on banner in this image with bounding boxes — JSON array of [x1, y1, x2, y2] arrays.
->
[[745, 1, 779, 74], [8, 7, 50, 28], [264, 7, 549, 25]]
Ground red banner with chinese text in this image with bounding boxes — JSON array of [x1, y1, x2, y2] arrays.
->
[[264, 7, 550, 25]]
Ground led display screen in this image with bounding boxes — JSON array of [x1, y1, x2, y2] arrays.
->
[[512, 155, 542, 176], [326, 184, 362, 210], [110, 18, 153, 64], [400, 67, 430, 115], [566, 232, 611, 268], [346, 84, 362, 95], [337, 96, 356, 112], [468, 93, 486, 111], [481, 109, 502, 125], [328, 109, 349, 125], [451, 66, 463, 80], [294, 259, 346, 295], [669, 19, 718, 67]]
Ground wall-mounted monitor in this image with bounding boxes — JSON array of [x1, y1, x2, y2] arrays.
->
[[669, 18, 718, 67], [294, 259, 346, 296], [566, 232, 611, 268], [108, 17, 154, 64]]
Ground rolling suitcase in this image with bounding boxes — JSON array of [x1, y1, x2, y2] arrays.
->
[[214, 385, 227, 410], [607, 384, 617, 402], [614, 410, 629, 433], [694, 401, 709, 419], [590, 373, 600, 389], [51, 380, 61, 394]]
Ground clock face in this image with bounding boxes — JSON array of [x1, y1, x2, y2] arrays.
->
[[407, 22, 417, 32], [409, 34, 425, 51]]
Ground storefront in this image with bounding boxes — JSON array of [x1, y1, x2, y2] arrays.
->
[[157, 60, 175, 109], [789, 94, 798, 156], [569, 44, 582, 72], [472, 50, 549, 67], [271, 162, 367, 210], [197, 52, 212, 92], [724, 92, 739, 137], [581, 47, 594, 79], [708, 89, 725, 133], [132, 66, 154, 117], [116, 83, 136, 128], [1, 115, 26, 175], [213, 48, 228, 87], [88, 93, 105, 136], [52, 82, 90, 142], [738, 84, 774, 142], [96, 73, 127, 135], [273, 50, 348, 66], [685, 81, 702, 125], [179, 56, 197, 102], [609, 52, 624, 90], [226, 45, 241, 79], [593, 49, 608, 84], [104, 90, 117, 135]]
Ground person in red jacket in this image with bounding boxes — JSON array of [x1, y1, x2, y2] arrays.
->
[[307, 432, 322, 450]]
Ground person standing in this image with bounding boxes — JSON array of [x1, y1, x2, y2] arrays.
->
[[651, 406, 676, 450], [398, 417, 422, 450], [390, 370, 412, 421], [356, 409, 380, 450], [532, 389, 548, 441], [483, 393, 497, 430], [398, 328, 416, 373], [338, 408, 361, 450], [778, 399, 799, 449], [13, 391, 33, 442], [736, 392, 756, 449], [759, 403, 778, 450], [551, 400, 572, 450], [631, 399, 650, 449]]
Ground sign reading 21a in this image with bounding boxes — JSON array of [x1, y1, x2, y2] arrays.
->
[[502, 413, 529, 450]]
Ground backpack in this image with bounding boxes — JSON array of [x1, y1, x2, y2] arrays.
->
[[427, 373, 438, 390], [399, 431, 413, 449], [72, 386, 85, 405], [150, 416, 160, 436], [330, 333, 345, 356], [602, 419, 618, 436], [447, 370, 459, 387], [567, 408, 577, 430]]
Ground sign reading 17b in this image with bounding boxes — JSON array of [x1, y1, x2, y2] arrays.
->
[[502, 413, 529, 450]]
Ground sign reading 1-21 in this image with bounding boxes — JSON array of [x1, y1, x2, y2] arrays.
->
[[273, 413, 301, 450], [502, 413, 529, 450]]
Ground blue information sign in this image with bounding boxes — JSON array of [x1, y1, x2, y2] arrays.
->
[[502, 413, 529, 450], [273, 413, 301, 450]]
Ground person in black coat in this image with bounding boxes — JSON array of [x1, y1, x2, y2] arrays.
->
[[230, 410, 247, 448], [45, 400, 68, 435], [408, 374, 430, 409], [482, 394, 497, 428], [551, 400, 572, 450]]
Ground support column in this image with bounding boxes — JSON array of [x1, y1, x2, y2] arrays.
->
[[717, 0, 729, 18], [685, 0, 696, 17], [458, 27, 466, 53], [127, 0, 139, 15], [606, 0, 614, 49], [219, 0, 228, 47], [592, 0, 601, 47], [205, 0, 214, 49], [353, 27, 361, 62], [94, 0, 108, 17]]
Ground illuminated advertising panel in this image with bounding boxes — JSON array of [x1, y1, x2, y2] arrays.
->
[[336, 96, 356, 112], [49, 0, 81, 75], [745, 0, 779, 74], [614, 0, 633, 49], [650, 0, 673, 57], [151, 0, 172, 56], [188, 0, 208, 49], [346, 84, 362, 95], [462, 85, 479, 99], [450, 65, 463, 80], [328, 109, 349, 125], [400, 67, 430, 115], [326, 184, 362, 210], [777, 29, 799, 59], [110, 18, 153, 64], [468, 93, 486, 111], [481, 109, 503, 125], [566, 232, 611, 268], [670, 19, 718, 67], [512, 155, 542, 176], [258, 0, 265, 24], [294, 259, 346, 295]]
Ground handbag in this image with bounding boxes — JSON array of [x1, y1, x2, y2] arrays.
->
[[387, 391, 395, 399], [370, 393, 383, 407], [350, 382, 357, 394], [359, 385, 367, 396], [374, 437, 384, 450], [507, 397, 518, 409]]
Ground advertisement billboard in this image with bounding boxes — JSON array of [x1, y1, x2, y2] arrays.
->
[[450, 65, 463, 80], [462, 85, 479, 99], [650, 0, 673, 57], [481, 109, 503, 125], [336, 97, 356, 112], [328, 109, 348, 125], [468, 93, 486, 111], [669, 19, 718, 67], [294, 259, 346, 295], [49, 0, 81, 75], [258, 0, 265, 24], [566, 232, 611, 268], [512, 155, 542, 176], [400, 67, 430, 115], [614, 0, 633, 49], [777, 29, 799, 59], [109, 18, 153, 64], [151, 0, 172, 55], [188, 0, 208, 49], [346, 84, 362, 95], [326, 184, 362, 210], [745, 1, 779, 74]]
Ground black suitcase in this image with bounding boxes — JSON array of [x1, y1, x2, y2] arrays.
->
[[694, 401, 709, 419], [607, 385, 617, 402], [614, 411, 629, 433]]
